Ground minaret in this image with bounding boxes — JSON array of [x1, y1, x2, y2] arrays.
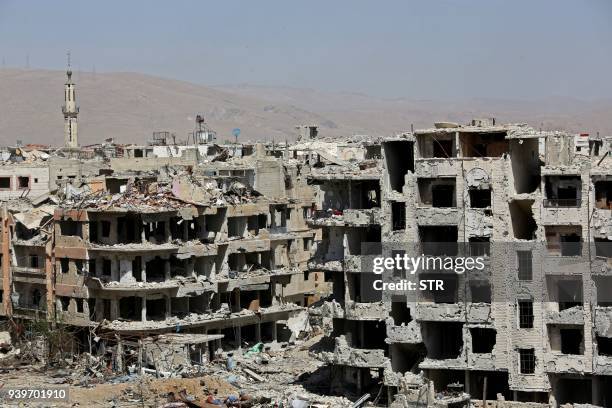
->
[[62, 53, 79, 148]]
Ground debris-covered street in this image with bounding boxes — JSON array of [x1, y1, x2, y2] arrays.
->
[[0, 325, 358, 408]]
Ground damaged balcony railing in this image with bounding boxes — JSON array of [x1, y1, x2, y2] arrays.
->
[[13, 300, 47, 312], [310, 209, 343, 219], [268, 225, 288, 234], [543, 198, 582, 207]]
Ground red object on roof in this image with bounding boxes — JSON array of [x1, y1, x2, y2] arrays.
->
[[22, 143, 50, 150]]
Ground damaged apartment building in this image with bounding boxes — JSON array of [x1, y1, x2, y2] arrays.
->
[[1, 66, 612, 407], [0, 74, 323, 369], [307, 119, 612, 407], [1, 156, 321, 366], [1, 151, 322, 359], [0, 69, 327, 375]]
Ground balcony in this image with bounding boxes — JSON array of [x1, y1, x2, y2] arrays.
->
[[467, 352, 496, 371], [12, 301, 47, 319], [268, 226, 289, 235], [543, 198, 582, 208], [414, 159, 459, 177], [386, 320, 422, 344], [415, 207, 460, 226], [12, 266, 46, 285], [545, 354, 589, 374], [307, 257, 343, 272], [466, 303, 493, 323], [419, 356, 467, 370], [541, 207, 587, 226], [545, 306, 584, 325], [12, 266, 45, 275], [542, 255, 588, 275], [344, 301, 387, 321], [415, 303, 464, 322], [307, 208, 381, 227]]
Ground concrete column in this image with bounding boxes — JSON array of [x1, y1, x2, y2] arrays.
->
[[454, 131, 460, 157], [164, 259, 171, 280], [109, 217, 118, 242], [111, 256, 119, 281], [96, 258, 103, 278], [97, 221, 103, 243], [165, 295, 171, 319], [592, 376, 601, 406], [235, 326, 242, 350], [110, 299, 119, 320], [187, 258, 195, 278], [164, 219, 171, 243], [115, 335, 124, 373], [233, 289, 240, 313], [141, 296, 147, 322], [95, 298, 104, 321], [119, 258, 133, 283], [203, 329, 211, 362], [387, 388, 394, 407], [359, 320, 365, 348], [214, 329, 222, 352], [82, 221, 90, 242], [141, 256, 147, 282], [197, 216, 207, 239], [255, 322, 261, 343], [141, 223, 147, 243]]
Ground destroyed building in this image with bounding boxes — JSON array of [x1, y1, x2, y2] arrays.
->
[[2, 155, 322, 359], [2, 69, 612, 407], [304, 120, 612, 407]]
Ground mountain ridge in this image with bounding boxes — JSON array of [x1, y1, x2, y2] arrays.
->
[[0, 68, 610, 146]]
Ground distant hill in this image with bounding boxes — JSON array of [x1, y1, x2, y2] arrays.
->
[[0, 68, 610, 146]]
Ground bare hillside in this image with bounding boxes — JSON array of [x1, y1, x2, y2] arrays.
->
[[0, 69, 610, 146]]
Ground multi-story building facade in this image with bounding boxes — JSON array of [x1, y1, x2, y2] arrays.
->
[[1, 114, 611, 406], [0, 150, 320, 365], [306, 120, 612, 407], [380, 121, 612, 406]]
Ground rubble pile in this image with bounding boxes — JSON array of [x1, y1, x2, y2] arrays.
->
[[151, 336, 354, 408], [0, 146, 50, 164], [57, 173, 263, 212], [0, 327, 357, 407]]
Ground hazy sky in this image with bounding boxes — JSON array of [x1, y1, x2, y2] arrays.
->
[[1, 0, 611, 99]]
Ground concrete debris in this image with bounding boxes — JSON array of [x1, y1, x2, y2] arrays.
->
[[12, 204, 54, 230], [286, 309, 310, 335]]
